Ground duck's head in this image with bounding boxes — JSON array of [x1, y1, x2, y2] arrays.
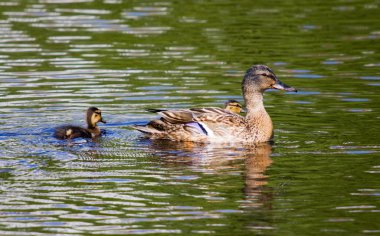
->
[[242, 65, 297, 93], [224, 99, 244, 114], [86, 107, 106, 128]]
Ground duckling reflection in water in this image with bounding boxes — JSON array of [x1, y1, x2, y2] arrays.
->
[[54, 107, 106, 140]]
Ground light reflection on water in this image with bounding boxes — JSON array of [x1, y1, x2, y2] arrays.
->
[[0, 134, 275, 234], [0, 0, 379, 235]]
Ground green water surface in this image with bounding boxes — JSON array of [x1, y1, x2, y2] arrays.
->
[[0, 0, 379, 235]]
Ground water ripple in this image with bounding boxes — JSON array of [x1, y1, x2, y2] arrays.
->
[[0, 1, 379, 235]]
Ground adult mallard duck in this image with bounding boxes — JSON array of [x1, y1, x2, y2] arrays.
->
[[134, 65, 296, 143], [54, 107, 106, 139]]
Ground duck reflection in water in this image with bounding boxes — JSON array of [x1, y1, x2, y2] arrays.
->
[[146, 140, 273, 209]]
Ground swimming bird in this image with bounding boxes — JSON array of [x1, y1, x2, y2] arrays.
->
[[224, 99, 244, 114], [134, 65, 296, 143], [54, 107, 106, 139]]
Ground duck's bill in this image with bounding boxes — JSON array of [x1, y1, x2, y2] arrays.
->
[[272, 81, 297, 92], [100, 119, 107, 124]]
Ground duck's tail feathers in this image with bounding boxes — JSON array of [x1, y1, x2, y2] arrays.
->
[[146, 108, 167, 113], [133, 125, 161, 135]]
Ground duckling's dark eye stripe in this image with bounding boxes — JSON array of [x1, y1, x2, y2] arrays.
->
[[230, 103, 241, 108]]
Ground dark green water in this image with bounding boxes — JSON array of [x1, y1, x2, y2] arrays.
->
[[0, 0, 379, 235]]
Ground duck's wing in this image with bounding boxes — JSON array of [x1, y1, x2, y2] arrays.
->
[[142, 107, 234, 125], [134, 107, 246, 142], [158, 110, 194, 124], [194, 111, 246, 137], [134, 109, 200, 139]]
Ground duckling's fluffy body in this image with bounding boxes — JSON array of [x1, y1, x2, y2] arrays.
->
[[54, 125, 94, 139], [224, 99, 243, 114], [134, 65, 296, 143], [54, 107, 106, 140]]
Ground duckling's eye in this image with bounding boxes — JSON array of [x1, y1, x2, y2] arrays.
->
[[231, 103, 241, 108]]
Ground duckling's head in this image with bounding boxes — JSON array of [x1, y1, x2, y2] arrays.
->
[[86, 107, 106, 129], [224, 99, 244, 114], [242, 65, 297, 94]]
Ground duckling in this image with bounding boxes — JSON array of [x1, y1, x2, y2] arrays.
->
[[134, 65, 296, 143], [224, 99, 244, 114], [54, 107, 106, 140]]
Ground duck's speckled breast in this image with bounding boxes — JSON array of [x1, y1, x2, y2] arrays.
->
[[244, 111, 273, 143]]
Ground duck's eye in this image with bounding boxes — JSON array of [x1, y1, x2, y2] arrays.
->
[[265, 74, 276, 81]]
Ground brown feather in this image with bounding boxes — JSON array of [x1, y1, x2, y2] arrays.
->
[[158, 110, 194, 123]]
